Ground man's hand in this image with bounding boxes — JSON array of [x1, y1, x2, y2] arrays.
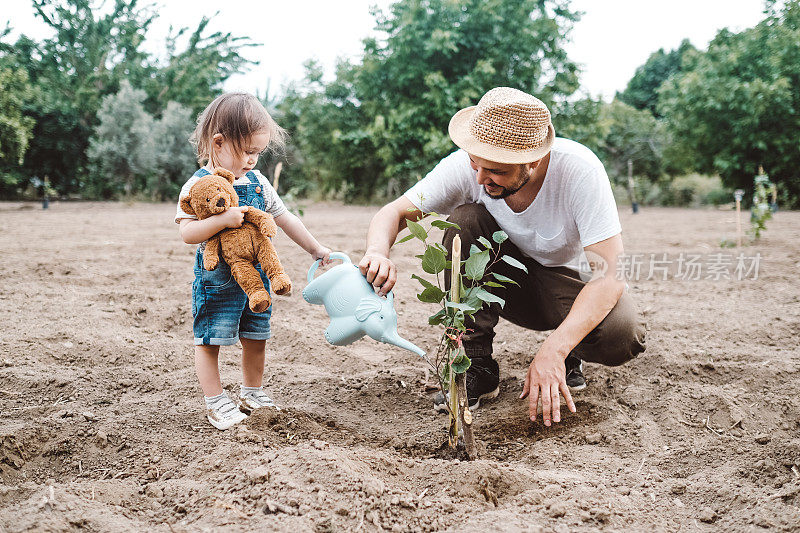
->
[[520, 346, 576, 426], [220, 206, 249, 228], [358, 252, 397, 296]]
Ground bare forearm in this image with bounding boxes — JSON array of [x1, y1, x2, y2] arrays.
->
[[543, 278, 625, 357], [275, 212, 322, 255], [180, 216, 228, 244], [365, 204, 407, 257], [359, 197, 421, 293]]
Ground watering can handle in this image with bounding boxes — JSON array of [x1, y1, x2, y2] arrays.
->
[[307, 251, 352, 283]]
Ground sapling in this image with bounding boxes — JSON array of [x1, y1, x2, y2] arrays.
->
[[398, 210, 526, 459], [750, 168, 773, 240]]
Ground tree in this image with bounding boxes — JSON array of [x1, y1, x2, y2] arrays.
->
[[279, 0, 580, 201], [553, 95, 608, 155], [0, 0, 256, 198], [87, 81, 153, 198], [12, 0, 156, 194], [278, 60, 381, 200], [0, 66, 35, 194], [598, 100, 665, 182], [617, 40, 696, 117], [140, 16, 258, 116], [147, 101, 198, 200], [658, 1, 800, 205]]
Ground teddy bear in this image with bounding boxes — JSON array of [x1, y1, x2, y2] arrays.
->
[[180, 168, 292, 313]]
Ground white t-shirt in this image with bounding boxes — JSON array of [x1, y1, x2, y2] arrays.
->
[[174, 169, 287, 224], [403, 138, 621, 272]]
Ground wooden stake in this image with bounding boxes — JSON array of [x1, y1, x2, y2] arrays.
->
[[273, 162, 283, 191], [447, 235, 477, 459], [627, 159, 638, 214], [457, 363, 477, 460], [448, 235, 461, 448], [735, 199, 742, 247], [734, 189, 744, 247]]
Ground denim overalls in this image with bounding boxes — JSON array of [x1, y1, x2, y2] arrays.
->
[[191, 169, 272, 345]]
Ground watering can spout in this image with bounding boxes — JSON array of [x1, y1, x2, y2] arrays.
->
[[384, 332, 426, 358]]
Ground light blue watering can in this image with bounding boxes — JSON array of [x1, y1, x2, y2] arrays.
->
[[302, 252, 426, 357]]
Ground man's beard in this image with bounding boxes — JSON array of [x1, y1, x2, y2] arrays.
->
[[484, 169, 530, 199]]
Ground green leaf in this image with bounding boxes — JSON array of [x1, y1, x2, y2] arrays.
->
[[428, 309, 447, 326], [411, 274, 436, 290], [431, 220, 460, 230], [475, 288, 505, 308], [483, 281, 503, 288], [465, 249, 490, 280], [451, 311, 465, 330], [492, 230, 508, 244], [477, 236, 492, 249], [396, 234, 415, 244], [406, 219, 428, 241], [469, 244, 481, 255], [440, 362, 450, 385], [445, 301, 475, 311], [450, 350, 471, 374], [464, 296, 483, 312], [462, 285, 477, 300], [492, 272, 520, 286], [501, 255, 528, 273], [417, 286, 446, 303], [421, 245, 446, 274]]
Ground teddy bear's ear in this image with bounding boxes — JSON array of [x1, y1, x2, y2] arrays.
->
[[180, 195, 195, 216], [213, 167, 236, 184]]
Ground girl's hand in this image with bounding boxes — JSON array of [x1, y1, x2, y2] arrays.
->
[[220, 206, 249, 228], [312, 246, 332, 266]]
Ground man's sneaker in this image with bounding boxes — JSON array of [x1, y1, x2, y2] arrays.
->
[[433, 357, 500, 412], [238, 387, 279, 414], [206, 394, 248, 430], [565, 355, 587, 392]]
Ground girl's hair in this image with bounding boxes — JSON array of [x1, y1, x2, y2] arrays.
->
[[190, 92, 287, 167]]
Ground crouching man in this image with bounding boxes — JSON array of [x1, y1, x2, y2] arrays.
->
[[359, 87, 646, 426]]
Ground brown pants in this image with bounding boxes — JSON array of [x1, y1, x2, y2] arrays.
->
[[443, 203, 646, 365]]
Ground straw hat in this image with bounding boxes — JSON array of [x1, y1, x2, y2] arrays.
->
[[448, 87, 555, 164]]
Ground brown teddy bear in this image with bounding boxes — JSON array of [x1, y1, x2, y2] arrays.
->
[[180, 168, 292, 312]]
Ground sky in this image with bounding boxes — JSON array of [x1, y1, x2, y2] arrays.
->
[[2, 0, 766, 101]]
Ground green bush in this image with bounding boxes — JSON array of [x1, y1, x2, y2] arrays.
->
[[704, 187, 733, 206], [670, 174, 729, 206], [613, 174, 731, 208], [611, 176, 666, 207]]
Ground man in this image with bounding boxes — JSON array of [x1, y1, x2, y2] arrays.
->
[[358, 87, 646, 426]]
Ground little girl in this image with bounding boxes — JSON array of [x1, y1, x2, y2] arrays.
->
[[176, 92, 330, 430]]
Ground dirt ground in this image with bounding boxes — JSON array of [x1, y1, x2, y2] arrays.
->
[[0, 201, 798, 532]]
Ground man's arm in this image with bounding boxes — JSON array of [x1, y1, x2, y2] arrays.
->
[[358, 196, 423, 295], [521, 233, 626, 426]]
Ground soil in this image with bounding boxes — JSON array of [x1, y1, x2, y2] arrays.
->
[[0, 201, 798, 532]]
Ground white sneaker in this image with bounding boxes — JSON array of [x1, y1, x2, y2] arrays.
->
[[239, 387, 280, 413], [206, 394, 248, 430]]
